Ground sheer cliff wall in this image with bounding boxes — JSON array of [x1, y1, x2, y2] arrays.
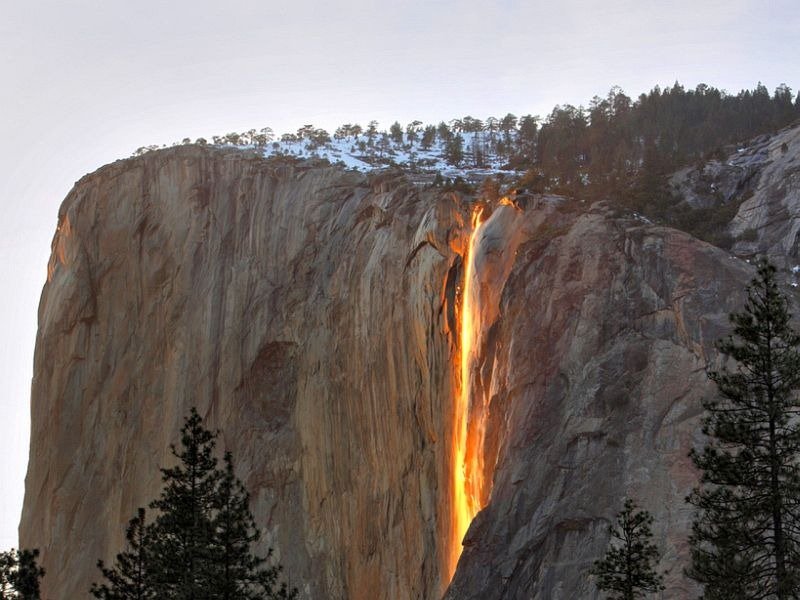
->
[[21, 147, 466, 599]]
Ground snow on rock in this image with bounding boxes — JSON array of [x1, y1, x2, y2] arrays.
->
[[230, 131, 521, 184]]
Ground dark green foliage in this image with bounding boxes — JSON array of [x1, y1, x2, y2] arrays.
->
[[436, 121, 451, 142], [420, 125, 436, 150], [92, 408, 296, 600], [0, 551, 13, 599], [528, 82, 799, 234], [444, 133, 464, 166], [210, 452, 295, 599], [389, 121, 403, 144], [148, 409, 221, 597], [0, 548, 45, 600], [405, 121, 422, 145], [687, 260, 800, 598], [438, 176, 474, 195], [669, 196, 742, 250], [516, 169, 548, 193], [591, 499, 664, 599], [91, 509, 152, 600], [499, 113, 517, 142]]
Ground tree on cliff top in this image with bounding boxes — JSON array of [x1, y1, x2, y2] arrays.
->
[[0, 548, 45, 600], [591, 498, 664, 599], [687, 259, 800, 599], [91, 408, 296, 600]]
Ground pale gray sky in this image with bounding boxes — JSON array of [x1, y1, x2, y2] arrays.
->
[[1, 0, 798, 550]]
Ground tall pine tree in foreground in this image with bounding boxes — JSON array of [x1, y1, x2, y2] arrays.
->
[[148, 408, 221, 598], [92, 408, 296, 600], [591, 498, 664, 599], [688, 259, 800, 598]]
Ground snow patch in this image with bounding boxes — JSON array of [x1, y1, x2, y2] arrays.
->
[[229, 131, 521, 182]]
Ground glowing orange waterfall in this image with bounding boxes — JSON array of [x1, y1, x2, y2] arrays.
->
[[448, 206, 487, 581]]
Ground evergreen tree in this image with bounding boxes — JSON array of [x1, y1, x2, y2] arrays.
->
[[444, 133, 464, 166], [147, 408, 221, 598], [389, 121, 404, 145], [91, 508, 153, 600], [0, 549, 45, 600], [420, 125, 436, 150], [499, 113, 517, 143], [0, 551, 13, 599], [591, 499, 664, 599], [405, 120, 422, 146], [210, 452, 295, 599], [436, 121, 451, 142], [92, 408, 296, 600], [687, 259, 800, 598]]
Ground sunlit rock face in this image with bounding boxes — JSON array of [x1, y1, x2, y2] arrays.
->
[[22, 135, 800, 599], [445, 202, 754, 598], [21, 147, 467, 600]]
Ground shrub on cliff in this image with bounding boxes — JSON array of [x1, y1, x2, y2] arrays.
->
[[91, 408, 296, 600]]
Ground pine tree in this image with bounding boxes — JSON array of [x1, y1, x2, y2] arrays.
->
[[389, 121, 403, 145], [0, 549, 45, 600], [687, 259, 800, 598], [211, 452, 295, 600], [444, 134, 464, 167], [148, 408, 221, 598], [591, 499, 664, 599], [0, 550, 13, 599], [92, 408, 296, 600], [91, 508, 153, 600]]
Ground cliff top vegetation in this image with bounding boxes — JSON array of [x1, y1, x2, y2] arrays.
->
[[133, 81, 800, 247]]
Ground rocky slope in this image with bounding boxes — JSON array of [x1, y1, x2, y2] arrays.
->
[[21, 127, 800, 598], [670, 122, 800, 266]]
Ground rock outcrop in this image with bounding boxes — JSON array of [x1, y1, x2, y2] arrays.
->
[[727, 125, 800, 265], [21, 129, 800, 599], [670, 123, 800, 266]]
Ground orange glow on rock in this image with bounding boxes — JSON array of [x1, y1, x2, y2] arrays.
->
[[498, 195, 515, 207]]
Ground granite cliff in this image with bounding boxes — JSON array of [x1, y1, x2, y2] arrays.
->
[[21, 124, 800, 598]]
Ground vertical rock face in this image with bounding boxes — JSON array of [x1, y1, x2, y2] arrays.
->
[[445, 201, 755, 598], [22, 135, 800, 599], [21, 147, 466, 599]]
